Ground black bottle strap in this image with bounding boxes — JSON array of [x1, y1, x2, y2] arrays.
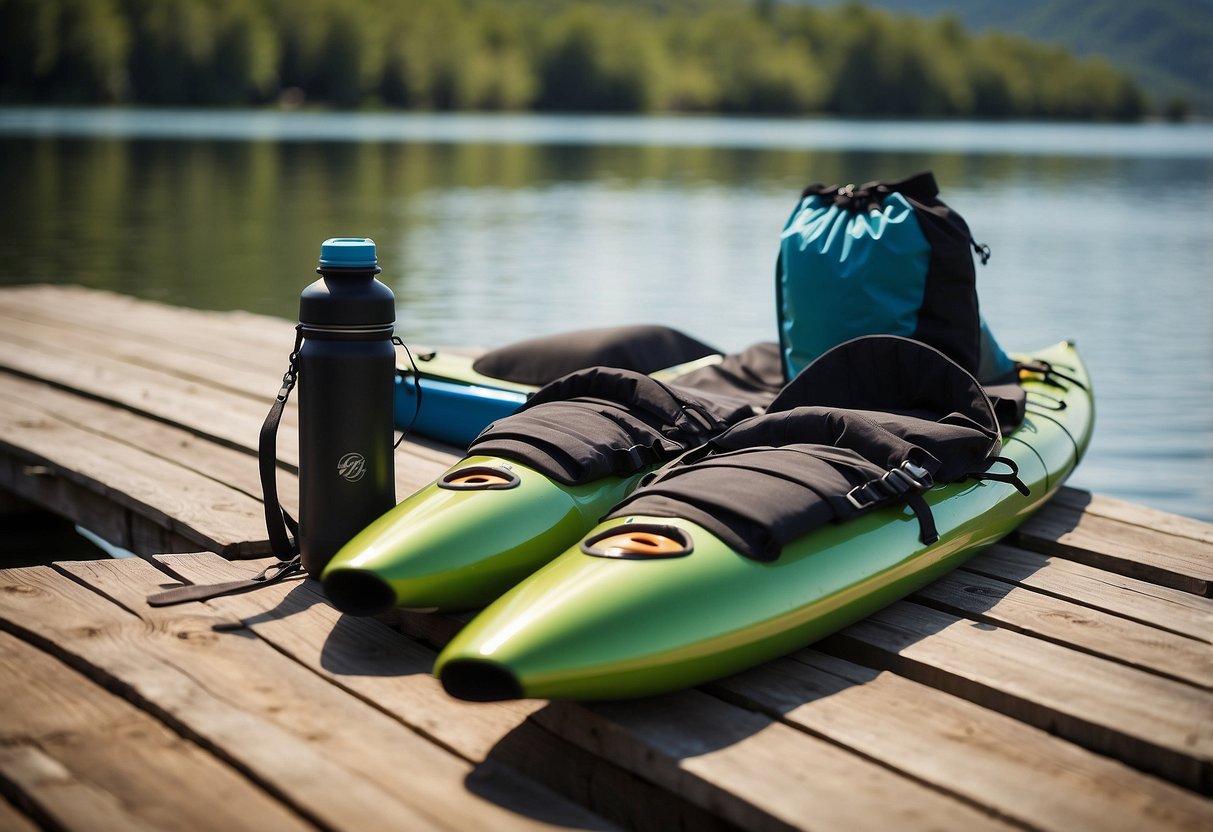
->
[[147, 328, 422, 607], [146, 558, 304, 607], [148, 328, 305, 606], [259, 326, 304, 562]]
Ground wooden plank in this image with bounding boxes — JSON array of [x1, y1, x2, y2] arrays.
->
[[0, 372, 450, 556], [966, 544, 1213, 644], [0, 332, 285, 464], [915, 570, 1213, 689], [0, 305, 285, 405], [149, 553, 728, 832], [0, 284, 295, 367], [0, 629, 316, 832], [0, 285, 462, 472], [822, 601, 1213, 792], [0, 393, 269, 557], [0, 306, 456, 499], [0, 565, 583, 832], [0, 793, 40, 832], [4, 372, 279, 508], [0, 746, 164, 832], [535, 693, 1015, 832], [1015, 496, 1213, 597], [1053, 487, 1213, 545], [711, 650, 1213, 832]]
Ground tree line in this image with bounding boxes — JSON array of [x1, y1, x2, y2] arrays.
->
[[0, 0, 1148, 120]]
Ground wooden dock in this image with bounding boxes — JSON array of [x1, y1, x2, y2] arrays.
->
[[1, 284, 1210, 831]]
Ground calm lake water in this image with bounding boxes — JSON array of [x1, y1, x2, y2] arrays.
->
[[1, 108, 1210, 522]]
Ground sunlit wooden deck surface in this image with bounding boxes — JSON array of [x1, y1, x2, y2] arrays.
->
[[1, 284, 1210, 831]]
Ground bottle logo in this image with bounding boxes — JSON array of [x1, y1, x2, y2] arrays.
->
[[337, 452, 367, 482]]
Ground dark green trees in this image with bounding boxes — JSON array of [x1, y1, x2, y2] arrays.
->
[[0, 0, 1148, 120]]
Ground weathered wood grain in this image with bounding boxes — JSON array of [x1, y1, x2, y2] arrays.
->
[[0, 393, 269, 556], [4, 372, 278, 508], [0, 332, 282, 463], [0, 287, 459, 508], [824, 600, 1213, 792], [0, 746, 164, 832], [965, 543, 1213, 643], [1015, 496, 1213, 596], [0, 364, 449, 558], [58, 556, 619, 832], [0, 284, 294, 367], [0, 450, 139, 551], [0, 564, 595, 832], [143, 554, 541, 761], [1052, 487, 1213, 545], [915, 569, 1213, 688], [149, 553, 731, 832], [0, 629, 316, 832], [536, 692, 1016, 832], [0, 306, 285, 406], [0, 284, 462, 471], [711, 650, 1213, 832], [151, 553, 1015, 832]]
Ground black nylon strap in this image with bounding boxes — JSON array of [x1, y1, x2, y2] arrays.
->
[[260, 326, 304, 562], [906, 493, 940, 545], [970, 456, 1031, 497], [146, 329, 304, 607], [146, 558, 304, 606]]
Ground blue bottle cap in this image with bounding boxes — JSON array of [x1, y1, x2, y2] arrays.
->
[[318, 237, 378, 268]]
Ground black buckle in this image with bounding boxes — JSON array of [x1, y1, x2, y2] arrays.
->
[[276, 370, 296, 402], [612, 444, 651, 475], [846, 460, 933, 511], [676, 402, 719, 436]]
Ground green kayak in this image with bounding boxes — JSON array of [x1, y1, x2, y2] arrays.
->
[[434, 340, 1094, 701], [322, 352, 766, 615], [321, 457, 643, 614]]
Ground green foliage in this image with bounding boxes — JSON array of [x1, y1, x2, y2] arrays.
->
[[1, 0, 130, 101], [0, 0, 1148, 119], [810, 0, 1210, 115]]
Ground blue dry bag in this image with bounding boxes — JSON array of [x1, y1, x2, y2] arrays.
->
[[776, 172, 1013, 384]]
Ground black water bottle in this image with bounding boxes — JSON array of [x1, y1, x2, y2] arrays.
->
[[297, 237, 397, 575]]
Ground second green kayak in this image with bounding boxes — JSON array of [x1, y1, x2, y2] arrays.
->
[[435, 340, 1094, 701]]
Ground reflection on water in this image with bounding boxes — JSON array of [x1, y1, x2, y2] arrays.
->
[[1, 111, 1210, 521]]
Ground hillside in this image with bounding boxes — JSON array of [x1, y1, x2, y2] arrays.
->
[[794, 0, 1213, 114]]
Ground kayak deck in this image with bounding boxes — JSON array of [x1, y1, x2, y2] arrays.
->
[[0, 285, 1211, 830]]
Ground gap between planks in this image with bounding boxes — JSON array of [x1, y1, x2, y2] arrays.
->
[[62, 553, 1213, 830], [0, 560, 614, 832]]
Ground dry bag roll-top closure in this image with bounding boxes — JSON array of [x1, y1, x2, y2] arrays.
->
[[777, 171, 1014, 385], [297, 238, 398, 575]]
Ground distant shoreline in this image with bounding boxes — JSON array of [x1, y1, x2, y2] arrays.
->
[[2, 107, 1209, 160]]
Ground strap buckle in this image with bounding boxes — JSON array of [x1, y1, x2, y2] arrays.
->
[[276, 370, 296, 402], [611, 444, 654, 476], [846, 460, 934, 511], [677, 402, 719, 436]]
